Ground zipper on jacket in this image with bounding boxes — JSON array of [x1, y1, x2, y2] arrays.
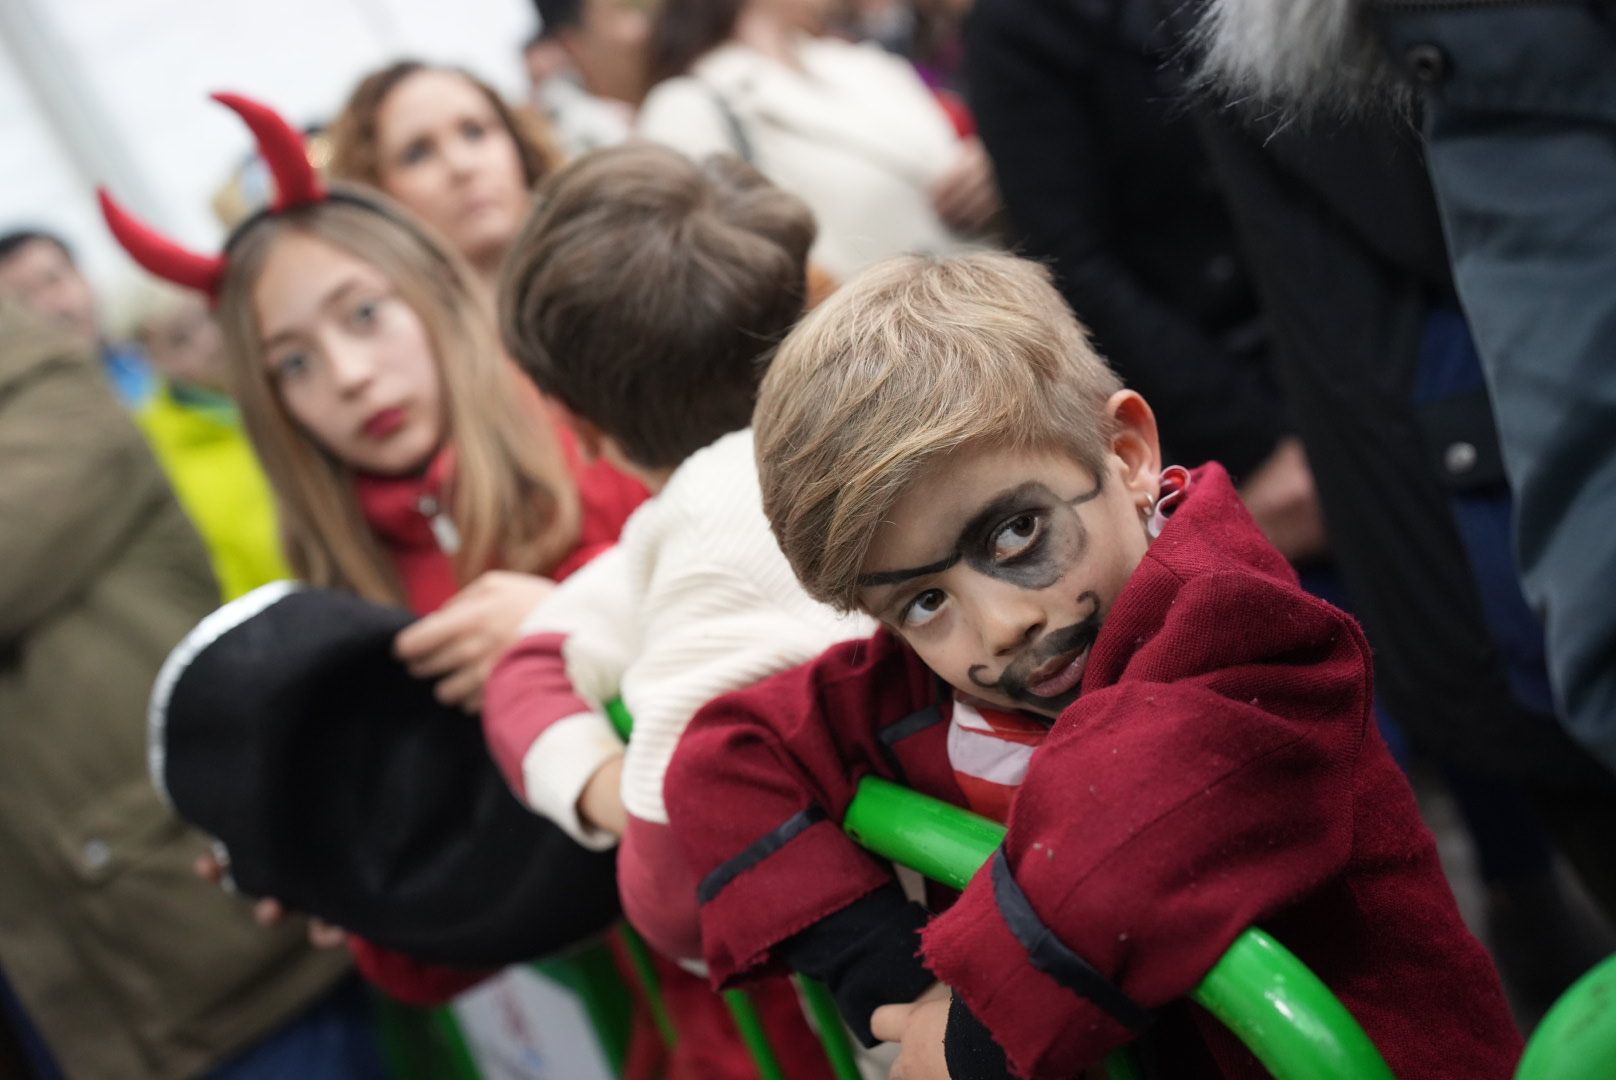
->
[[417, 494, 462, 555]]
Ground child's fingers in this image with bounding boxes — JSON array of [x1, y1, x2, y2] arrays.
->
[[253, 897, 285, 926], [395, 613, 458, 661], [195, 852, 223, 883], [307, 919, 349, 949], [870, 1002, 914, 1043], [404, 635, 483, 680], [395, 599, 485, 661], [434, 664, 487, 711]]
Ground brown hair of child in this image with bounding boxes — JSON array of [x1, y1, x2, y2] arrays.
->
[[755, 251, 1125, 611], [499, 143, 816, 470]]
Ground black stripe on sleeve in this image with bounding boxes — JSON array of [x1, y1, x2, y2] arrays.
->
[[876, 703, 945, 780], [989, 849, 1155, 1033], [697, 805, 829, 904]]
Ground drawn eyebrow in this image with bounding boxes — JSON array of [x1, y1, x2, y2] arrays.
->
[[857, 479, 1099, 594], [856, 482, 1046, 588], [856, 551, 962, 589]]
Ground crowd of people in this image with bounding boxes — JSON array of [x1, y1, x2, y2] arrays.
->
[[1, 0, 1613, 1077]]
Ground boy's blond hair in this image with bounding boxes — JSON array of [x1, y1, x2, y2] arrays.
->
[[755, 252, 1124, 611]]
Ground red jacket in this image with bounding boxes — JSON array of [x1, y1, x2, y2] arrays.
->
[[348, 428, 647, 1004], [665, 464, 1520, 1079]]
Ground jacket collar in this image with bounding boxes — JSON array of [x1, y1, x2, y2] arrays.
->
[[352, 446, 458, 556]]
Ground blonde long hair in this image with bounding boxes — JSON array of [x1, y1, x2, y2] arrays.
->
[[215, 188, 580, 605]]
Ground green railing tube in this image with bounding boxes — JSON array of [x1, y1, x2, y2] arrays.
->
[[1104, 1048, 1146, 1080], [843, 776, 1395, 1080], [531, 943, 634, 1075], [841, 774, 1012, 892], [430, 1005, 485, 1080], [844, 777, 1143, 1078], [370, 996, 483, 1080], [1194, 929, 1392, 1080], [796, 976, 864, 1080], [1515, 952, 1616, 1080], [615, 921, 680, 1050], [723, 989, 789, 1080]]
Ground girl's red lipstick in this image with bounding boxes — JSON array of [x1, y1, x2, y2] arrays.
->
[[362, 406, 405, 439]]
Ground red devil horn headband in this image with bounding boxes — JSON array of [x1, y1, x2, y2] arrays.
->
[[98, 92, 326, 298]]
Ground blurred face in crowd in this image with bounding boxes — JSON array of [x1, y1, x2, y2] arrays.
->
[[142, 294, 227, 393], [559, 0, 654, 104], [254, 232, 445, 476], [755, 0, 835, 34], [373, 70, 531, 271], [857, 399, 1161, 720], [0, 238, 100, 348]]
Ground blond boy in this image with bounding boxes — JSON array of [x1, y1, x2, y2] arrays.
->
[[662, 253, 1519, 1079]]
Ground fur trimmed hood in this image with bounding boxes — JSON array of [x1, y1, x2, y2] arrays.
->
[[1188, 0, 1411, 115]]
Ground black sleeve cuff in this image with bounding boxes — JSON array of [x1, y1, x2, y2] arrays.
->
[[778, 883, 935, 1045], [944, 995, 1014, 1079]]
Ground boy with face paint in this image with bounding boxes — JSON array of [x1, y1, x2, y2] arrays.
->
[[661, 253, 1521, 1079]]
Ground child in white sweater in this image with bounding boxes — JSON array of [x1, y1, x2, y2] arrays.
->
[[483, 143, 870, 962]]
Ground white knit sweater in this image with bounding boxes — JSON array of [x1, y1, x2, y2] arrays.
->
[[514, 430, 874, 839]]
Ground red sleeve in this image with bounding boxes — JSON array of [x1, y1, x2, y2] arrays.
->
[[483, 632, 595, 803], [348, 936, 492, 1005], [933, 88, 976, 138], [663, 635, 926, 986], [922, 571, 1373, 1079]]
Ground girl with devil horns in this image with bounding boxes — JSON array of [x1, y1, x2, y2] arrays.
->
[[103, 94, 833, 1080], [100, 92, 651, 1010]]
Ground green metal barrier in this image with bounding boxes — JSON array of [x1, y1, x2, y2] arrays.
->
[[609, 697, 865, 1080], [1515, 951, 1616, 1080], [843, 776, 1395, 1080], [371, 939, 634, 1080], [372, 994, 482, 1080], [532, 938, 640, 1074], [797, 976, 863, 1080]]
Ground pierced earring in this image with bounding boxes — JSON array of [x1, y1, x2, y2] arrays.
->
[[1143, 491, 1168, 539]]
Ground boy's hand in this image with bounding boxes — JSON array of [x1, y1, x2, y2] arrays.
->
[[1239, 437, 1327, 563], [395, 571, 556, 712], [577, 753, 628, 836], [873, 986, 953, 1080]]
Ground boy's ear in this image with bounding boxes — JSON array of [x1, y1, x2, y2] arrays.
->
[[1106, 390, 1162, 506]]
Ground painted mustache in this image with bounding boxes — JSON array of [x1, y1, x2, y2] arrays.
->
[[968, 593, 1103, 709]]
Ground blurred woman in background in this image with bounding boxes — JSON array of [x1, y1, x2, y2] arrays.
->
[[328, 61, 565, 291], [637, 0, 1001, 279]]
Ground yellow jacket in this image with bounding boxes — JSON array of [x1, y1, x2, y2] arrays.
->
[[138, 382, 289, 600]]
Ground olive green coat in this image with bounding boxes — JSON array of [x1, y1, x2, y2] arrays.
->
[[0, 304, 348, 1078]]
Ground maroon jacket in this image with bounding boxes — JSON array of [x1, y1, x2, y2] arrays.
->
[[664, 465, 1519, 1079]]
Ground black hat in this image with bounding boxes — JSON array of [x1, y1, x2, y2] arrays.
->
[[150, 583, 621, 967]]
